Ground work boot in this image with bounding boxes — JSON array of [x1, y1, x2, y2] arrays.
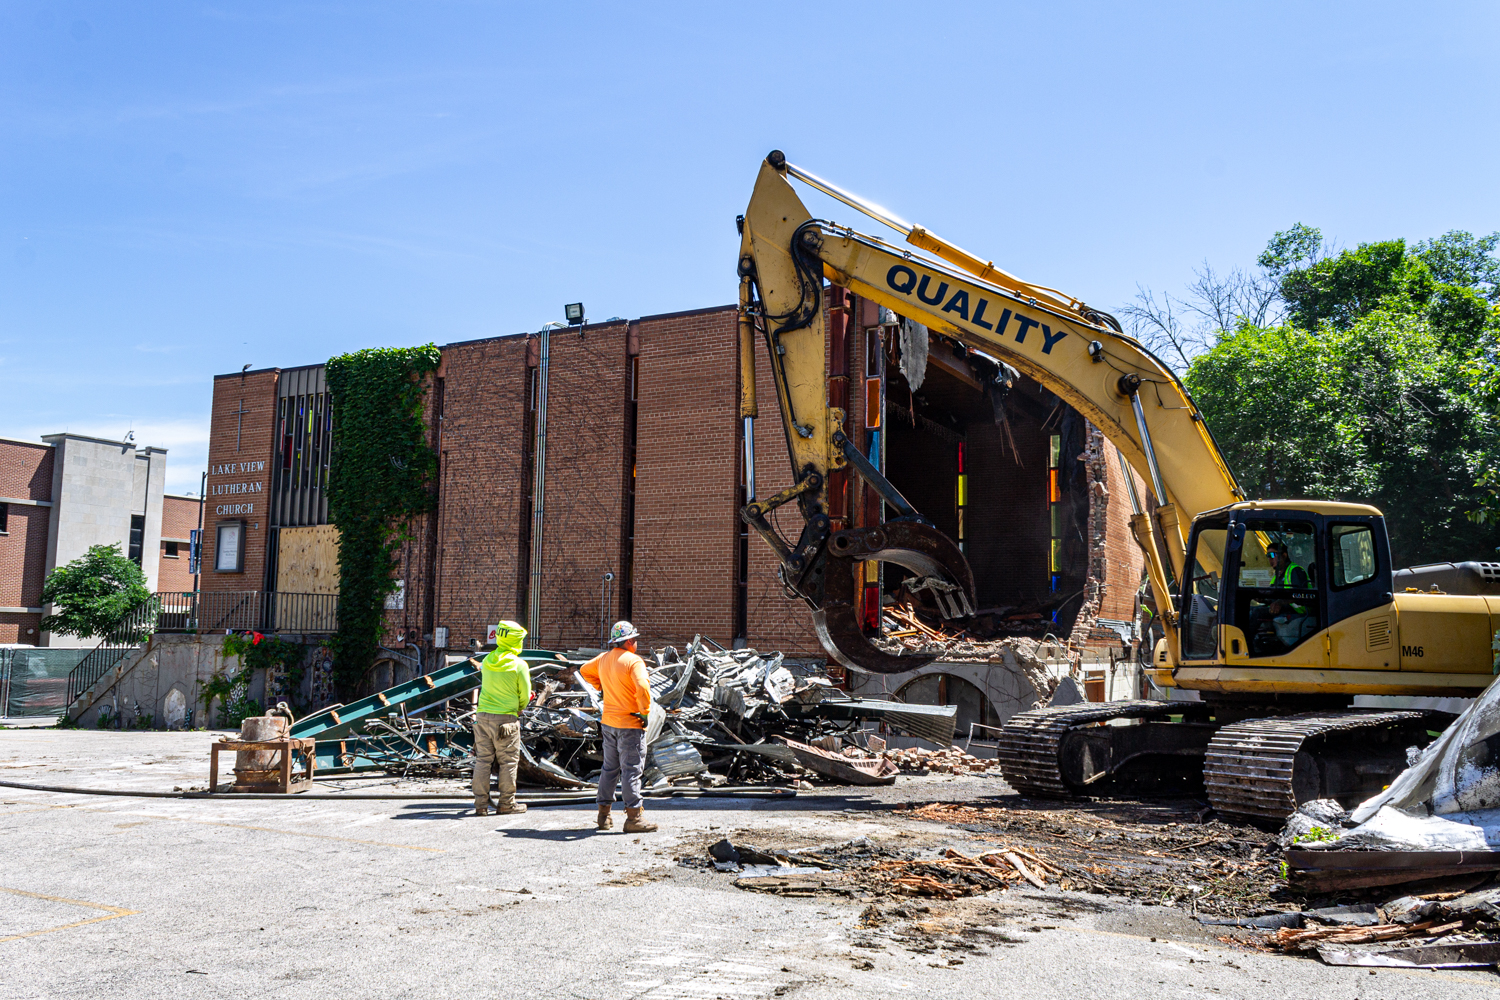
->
[[596, 804, 613, 831], [623, 807, 658, 833], [473, 803, 490, 817], [496, 801, 528, 815]]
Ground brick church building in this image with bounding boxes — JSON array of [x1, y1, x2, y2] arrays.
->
[[199, 295, 1146, 673]]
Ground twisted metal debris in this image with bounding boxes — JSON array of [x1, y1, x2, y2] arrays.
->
[[322, 635, 959, 789]]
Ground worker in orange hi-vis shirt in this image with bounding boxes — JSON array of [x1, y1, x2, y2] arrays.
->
[[579, 620, 658, 834]]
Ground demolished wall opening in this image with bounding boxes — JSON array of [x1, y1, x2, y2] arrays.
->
[[895, 672, 1001, 739], [883, 328, 1092, 638]]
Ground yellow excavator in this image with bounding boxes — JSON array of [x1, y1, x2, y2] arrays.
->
[[736, 150, 1498, 823]]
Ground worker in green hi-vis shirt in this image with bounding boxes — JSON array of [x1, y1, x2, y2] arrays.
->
[[471, 620, 534, 817]]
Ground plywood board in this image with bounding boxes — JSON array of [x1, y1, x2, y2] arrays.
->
[[277, 524, 341, 595]]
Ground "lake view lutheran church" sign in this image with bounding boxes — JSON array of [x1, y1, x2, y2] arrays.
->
[[210, 459, 267, 516]]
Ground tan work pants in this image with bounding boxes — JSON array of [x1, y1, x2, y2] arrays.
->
[[472, 712, 521, 809]]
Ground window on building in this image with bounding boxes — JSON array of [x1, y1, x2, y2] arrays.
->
[[128, 514, 145, 565], [0, 502, 8, 533], [164, 541, 180, 559]]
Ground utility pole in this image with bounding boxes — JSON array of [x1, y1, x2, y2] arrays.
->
[[193, 470, 206, 590]]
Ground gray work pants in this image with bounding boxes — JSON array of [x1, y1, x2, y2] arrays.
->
[[597, 724, 647, 810], [472, 712, 521, 809]]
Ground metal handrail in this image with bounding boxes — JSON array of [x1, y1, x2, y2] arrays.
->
[[65, 596, 162, 705], [65, 591, 341, 708], [964, 721, 1007, 752], [154, 591, 340, 634]]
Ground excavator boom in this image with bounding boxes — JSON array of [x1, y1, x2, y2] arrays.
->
[[738, 152, 1239, 671]]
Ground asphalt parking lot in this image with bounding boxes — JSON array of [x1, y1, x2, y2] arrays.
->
[[1, 728, 1495, 999]]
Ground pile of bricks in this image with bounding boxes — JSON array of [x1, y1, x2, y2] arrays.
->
[[880, 746, 999, 775]]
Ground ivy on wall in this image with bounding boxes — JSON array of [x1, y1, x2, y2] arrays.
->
[[325, 345, 441, 689]]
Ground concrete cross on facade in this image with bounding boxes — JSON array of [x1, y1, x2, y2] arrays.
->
[[233, 399, 250, 452]]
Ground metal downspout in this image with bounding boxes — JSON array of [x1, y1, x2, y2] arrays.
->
[[526, 327, 550, 638]]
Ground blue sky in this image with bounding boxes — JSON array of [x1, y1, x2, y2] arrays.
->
[[3, 1, 1497, 494]]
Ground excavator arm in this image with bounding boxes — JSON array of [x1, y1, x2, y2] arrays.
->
[[738, 151, 1242, 672]]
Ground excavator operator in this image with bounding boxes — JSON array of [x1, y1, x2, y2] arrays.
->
[[1249, 540, 1315, 653], [1269, 541, 1309, 592]]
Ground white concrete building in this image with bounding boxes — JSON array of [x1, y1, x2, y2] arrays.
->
[[42, 433, 168, 592]]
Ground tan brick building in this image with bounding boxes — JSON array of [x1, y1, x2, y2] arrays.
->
[[199, 296, 1147, 683], [157, 495, 203, 595]]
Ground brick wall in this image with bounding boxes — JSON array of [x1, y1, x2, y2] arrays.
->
[[633, 306, 738, 649], [433, 336, 530, 650], [530, 321, 629, 649], [201, 370, 279, 592], [0, 440, 53, 500], [1097, 437, 1148, 623], [380, 373, 441, 650], [220, 302, 1154, 667], [0, 440, 54, 642], [157, 494, 202, 595], [743, 306, 824, 657]]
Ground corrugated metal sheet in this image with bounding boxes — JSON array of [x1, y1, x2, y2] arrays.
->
[[649, 738, 706, 777], [812, 698, 958, 747]]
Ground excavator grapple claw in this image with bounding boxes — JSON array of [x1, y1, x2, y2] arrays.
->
[[812, 520, 975, 675]]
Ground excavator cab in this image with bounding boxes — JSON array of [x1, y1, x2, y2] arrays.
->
[[1178, 504, 1393, 663]]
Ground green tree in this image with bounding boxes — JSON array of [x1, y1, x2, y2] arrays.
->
[[1277, 231, 1500, 344], [1256, 222, 1326, 277], [1278, 239, 1436, 332], [1186, 225, 1500, 567], [1414, 230, 1500, 299], [40, 544, 151, 638], [1188, 308, 1499, 567]]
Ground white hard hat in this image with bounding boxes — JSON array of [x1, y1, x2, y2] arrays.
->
[[609, 620, 639, 645]]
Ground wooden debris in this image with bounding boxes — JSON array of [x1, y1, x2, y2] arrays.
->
[[1002, 851, 1048, 889], [1273, 921, 1440, 951]]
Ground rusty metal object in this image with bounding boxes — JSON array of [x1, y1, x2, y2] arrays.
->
[[812, 519, 975, 675], [233, 714, 289, 786], [1204, 711, 1441, 824], [210, 732, 315, 794], [776, 736, 899, 785]]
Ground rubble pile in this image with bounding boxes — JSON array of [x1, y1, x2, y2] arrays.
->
[[901, 800, 1282, 916], [350, 636, 958, 789], [900, 797, 1500, 968], [882, 746, 1000, 775], [873, 619, 1056, 707]]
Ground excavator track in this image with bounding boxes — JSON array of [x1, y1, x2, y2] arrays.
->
[[1204, 710, 1443, 825], [994, 700, 1188, 798], [999, 703, 1447, 824]]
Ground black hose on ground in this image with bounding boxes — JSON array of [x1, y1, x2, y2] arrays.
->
[[0, 777, 796, 804]]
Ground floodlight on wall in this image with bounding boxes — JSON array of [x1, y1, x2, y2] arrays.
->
[[564, 302, 585, 325]]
